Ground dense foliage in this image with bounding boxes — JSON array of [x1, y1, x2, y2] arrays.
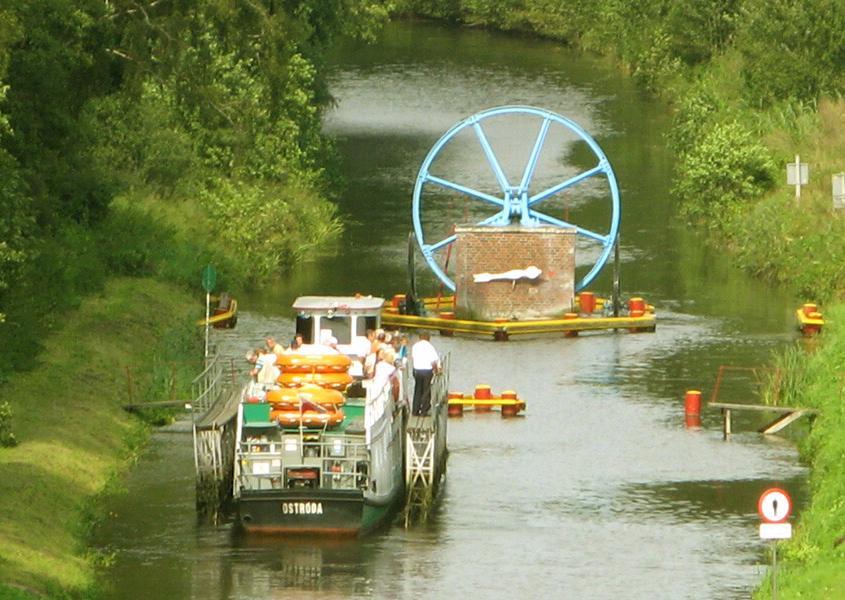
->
[[0, 1, 389, 377], [395, 0, 845, 301]]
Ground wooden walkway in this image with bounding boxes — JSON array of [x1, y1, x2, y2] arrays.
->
[[709, 402, 819, 439]]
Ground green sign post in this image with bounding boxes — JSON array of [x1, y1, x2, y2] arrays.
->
[[202, 264, 217, 293]]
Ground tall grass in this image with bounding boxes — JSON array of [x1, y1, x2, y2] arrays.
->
[[0, 277, 197, 597], [754, 304, 845, 597]]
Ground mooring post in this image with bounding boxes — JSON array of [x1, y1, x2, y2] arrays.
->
[[612, 235, 621, 318], [723, 408, 732, 440]]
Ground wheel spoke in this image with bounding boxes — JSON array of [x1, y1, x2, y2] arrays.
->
[[530, 210, 609, 244], [472, 121, 511, 193], [527, 163, 605, 206], [426, 234, 457, 254], [519, 117, 551, 191], [425, 174, 505, 208]]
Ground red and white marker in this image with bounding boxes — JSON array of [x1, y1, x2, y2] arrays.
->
[[758, 488, 793, 539]]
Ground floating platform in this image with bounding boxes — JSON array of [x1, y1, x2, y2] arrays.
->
[[796, 302, 824, 336], [382, 293, 655, 340], [447, 386, 525, 417]]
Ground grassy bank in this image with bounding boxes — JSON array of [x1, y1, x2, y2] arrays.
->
[[754, 304, 845, 597], [0, 277, 198, 598]]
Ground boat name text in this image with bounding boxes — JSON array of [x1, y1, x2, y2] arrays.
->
[[281, 501, 324, 515]]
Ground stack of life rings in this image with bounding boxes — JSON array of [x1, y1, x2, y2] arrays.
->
[[270, 352, 354, 428], [267, 385, 345, 428], [276, 352, 354, 391]]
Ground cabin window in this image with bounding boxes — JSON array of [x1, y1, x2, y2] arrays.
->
[[295, 316, 313, 343], [322, 315, 352, 344]]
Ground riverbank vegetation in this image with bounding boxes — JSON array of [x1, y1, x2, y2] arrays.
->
[[0, 2, 390, 597], [395, 1, 845, 596], [755, 309, 845, 597]]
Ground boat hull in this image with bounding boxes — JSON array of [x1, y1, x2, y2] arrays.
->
[[237, 488, 401, 536]]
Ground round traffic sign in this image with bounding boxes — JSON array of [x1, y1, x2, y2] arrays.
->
[[758, 488, 792, 523]]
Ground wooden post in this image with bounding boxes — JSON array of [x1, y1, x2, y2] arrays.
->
[[723, 408, 732, 440]]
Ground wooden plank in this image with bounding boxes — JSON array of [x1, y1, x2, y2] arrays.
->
[[709, 402, 818, 414], [123, 400, 191, 411], [760, 410, 811, 434]]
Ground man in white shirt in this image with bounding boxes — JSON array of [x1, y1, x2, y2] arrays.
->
[[411, 331, 440, 416]]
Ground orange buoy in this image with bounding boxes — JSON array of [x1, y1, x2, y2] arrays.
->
[[276, 353, 351, 374], [439, 311, 456, 337], [628, 297, 646, 313], [802, 302, 817, 317], [563, 312, 579, 338], [447, 391, 464, 417], [278, 371, 353, 390], [271, 405, 345, 428], [392, 294, 406, 309], [474, 384, 492, 412], [684, 390, 702, 417], [685, 414, 702, 430], [580, 291, 596, 314], [500, 390, 520, 418], [266, 385, 344, 410]]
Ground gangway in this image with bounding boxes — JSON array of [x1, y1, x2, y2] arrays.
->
[[404, 354, 449, 526]]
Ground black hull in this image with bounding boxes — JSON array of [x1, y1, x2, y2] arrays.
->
[[237, 488, 400, 536]]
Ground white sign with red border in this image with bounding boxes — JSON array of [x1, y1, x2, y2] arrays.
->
[[758, 488, 793, 540]]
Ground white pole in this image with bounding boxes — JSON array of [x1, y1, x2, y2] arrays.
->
[[772, 542, 778, 600], [795, 154, 801, 206], [204, 291, 210, 361]]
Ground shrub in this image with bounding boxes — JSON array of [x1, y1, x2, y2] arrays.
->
[[0, 400, 16, 447], [672, 119, 775, 228]]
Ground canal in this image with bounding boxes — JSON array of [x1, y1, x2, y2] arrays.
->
[[95, 21, 806, 599]]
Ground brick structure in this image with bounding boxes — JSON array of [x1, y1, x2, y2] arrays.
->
[[454, 225, 576, 320]]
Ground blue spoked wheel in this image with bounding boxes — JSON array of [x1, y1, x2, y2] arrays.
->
[[412, 105, 620, 292]]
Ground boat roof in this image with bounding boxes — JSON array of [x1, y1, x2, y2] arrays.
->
[[292, 295, 384, 314]]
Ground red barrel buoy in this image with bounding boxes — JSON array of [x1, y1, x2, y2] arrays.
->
[[392, 294, 405, 309], [684, 390, 702, 417], [803, 311, 823, 336], [474, 384, 492, 412], [439, 311, 455, 337], [802, 302, 817, 317], [579, 291, 596, 315], [447, 391, 464, 417], [563, 312, 579, 337], [685, 414, 702, 430], [501, 390, 519, 418], [628, 297, 646, 313], [628, 308, 645, 332]]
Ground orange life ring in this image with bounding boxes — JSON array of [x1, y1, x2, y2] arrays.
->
[[278, 371, 353, 390], [276, 353, 351, 374], [266, 385, 344, 409], [270, 406, 345, 428]]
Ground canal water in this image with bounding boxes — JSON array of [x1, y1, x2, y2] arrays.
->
[[95, 21, 807, 599]]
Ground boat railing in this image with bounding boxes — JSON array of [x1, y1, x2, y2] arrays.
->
[[236, 438, 370, 492], [191, 351, 236, 420]]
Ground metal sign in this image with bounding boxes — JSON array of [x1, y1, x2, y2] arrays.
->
[[201, 264, 217, 293], [759, 488, 792, 541], [758, 488, 792, 523], [833, 173, 845, 209], [786, 162, 808, 186]]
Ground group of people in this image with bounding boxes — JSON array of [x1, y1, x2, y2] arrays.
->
[[245, 335, 302, 385], [244, 329, 440, 416]]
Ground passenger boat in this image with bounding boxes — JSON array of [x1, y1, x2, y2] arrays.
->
[[232, 295, 408, 535]]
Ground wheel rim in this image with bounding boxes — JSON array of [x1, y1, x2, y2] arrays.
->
[[412, 105, 621, 292]]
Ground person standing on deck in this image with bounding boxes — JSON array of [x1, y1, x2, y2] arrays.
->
[[411, 331, 440, 416], [265, 336, 284, 354]]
